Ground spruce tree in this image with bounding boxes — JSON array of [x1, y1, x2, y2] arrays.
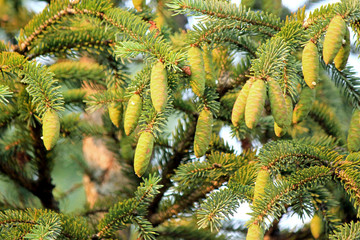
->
[[0, 0, 360, 239]]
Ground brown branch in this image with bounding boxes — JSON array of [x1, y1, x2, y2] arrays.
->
[[29, 123, 59, 211]]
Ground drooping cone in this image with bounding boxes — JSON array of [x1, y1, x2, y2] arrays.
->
[[245, 79, 266, 129], [188, 47, 206, 97], [150, 61, 168, 112], [347, 109, 360, 152], [292, 87, 315, 124], [268, 78, 287, 127], [253, 169, 270, 202], [310, 214, 324, 239], [246, 224, 264, 240], [231, 79, 253, 127], [302, 41, 319, 89], [124, 93, 142, 136], [134, 131, 154, 177], [109, 103, 121, 128], [194, 108, 213, 158], [132, 0, 145, 11], [334, 27, 350, 71], [202, 44, 216, 87], [274, 95, 293, 137], [42, 110, 60, 150], [323, 15, 347, 64]]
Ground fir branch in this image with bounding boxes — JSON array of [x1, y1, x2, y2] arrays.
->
[[27, 28, 116, 60], [168, 0, 283, 31], [21, 62, 64, 117], [95, 175, 161, 238], [50, 61, 108, 89], [325, 64, 360, 108], [309, 101, 346, 144], [147, 118, 197, 218], [197, 188, 240, 232], [16, 0, 113, 54], [334, 167, 360, 217], [248, 166, 332, 228], [0, 85, 12, 104], [24, 214, 62, 240], [157, 223, 227, 240], [85, 89, 125, 112], [258, 140, 342, 173], [149, 177, 227, 226], [330, 221, 360, 240]]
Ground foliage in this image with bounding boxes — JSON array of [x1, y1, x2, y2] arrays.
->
[[0, 0, 359, 239]]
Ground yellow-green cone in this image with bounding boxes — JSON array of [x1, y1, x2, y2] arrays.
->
[[323, 15, 347, 65], [132, 0, 145, 11], [268, 78, 287, 128], [42, 110, 60, 151], [124, 94, 142, 136], [194, 109, 213, 158], [253, 169, 270, 202], [292, 87, 315, 124], [150, 61, 168, 112], [232, 80, 253, 127], [310, 214, 324, 239], [274, 95, 293, 137], [246, 169, 268, 240], [334, 27, 350, 71], [202, 44, 216, 87], [246, 224, 264, 240], [347, 109, 360, 152], [245, 79, 266, 129], [134, 131, 154, 177], [109, 103, 121, 128], [188, 47, 206, 97], [302, 41, 319, 89]]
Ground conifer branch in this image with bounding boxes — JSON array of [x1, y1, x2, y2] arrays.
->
[[168, 0, 283, 31], [149, 177, 227, 226], [147, 119, 197, 217], [248, 166, 332, 227]]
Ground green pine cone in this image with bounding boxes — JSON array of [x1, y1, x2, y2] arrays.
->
[[194, 108, 213, 158], [132, 0, 145, 11], [268, 78, 287, 128], [42, 110, 60, 151], [274, 121, 285, 137], [274, 95, 293, 137], [188, 47, 206, 97], [302, 41, 319, 89], [292, 87, 315, 124], [245, 79, 266, 129], [310, 214, 324, 239], [347, 109, 360, 152], [334, 27, 350, 71], [134, 131, 154, 177], [323, 15, 347, 65], [150, 61, 168, 112], [202, 44, 216, 87], [231, 79, 253, 127], [124, 93, 142, 136], [109, 103, 121, 128], [253, 169, 270, 202], [246, 224, 264, 240]]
